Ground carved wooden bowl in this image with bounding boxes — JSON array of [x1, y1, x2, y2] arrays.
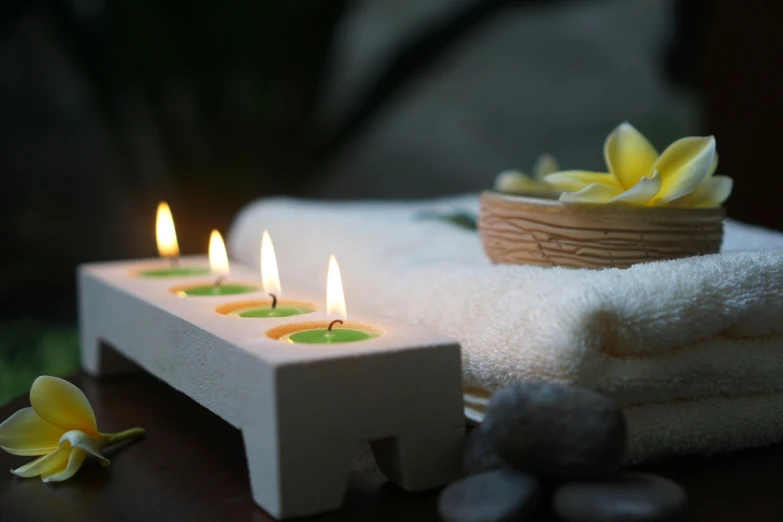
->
[[479, 191, 725, 269]]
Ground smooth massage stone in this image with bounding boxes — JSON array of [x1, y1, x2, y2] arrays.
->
[[463, 423, 509, 476], [483, 383, 626, 477], [438, 470, 541, 522], [552, 472, 688, 522]]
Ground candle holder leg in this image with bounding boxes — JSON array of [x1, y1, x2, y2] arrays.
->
[[80, 337, 141, 377], [242, 424, 355, 519], [371, 426, 465, 490], [79, 275, 142, 377]]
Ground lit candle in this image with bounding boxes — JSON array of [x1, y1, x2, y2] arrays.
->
[[281, 256, 379, 343], [137, 202, 211, 278], [174, 230, 259, 296], [224, 231, 314, 318]]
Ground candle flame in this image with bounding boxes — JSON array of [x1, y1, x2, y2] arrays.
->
[[326, 255, 347, 321], [261, 230, 281, 296], [209, 230, 230, 276], [156, 202, 180, 258]]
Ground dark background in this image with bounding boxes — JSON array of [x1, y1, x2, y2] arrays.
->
[[0, 0, 781, 401]]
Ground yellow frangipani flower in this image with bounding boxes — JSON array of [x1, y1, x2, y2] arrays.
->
[[544, 122, 733, 207], [0, 376, 144, 482], [494, 154, 561, 197]]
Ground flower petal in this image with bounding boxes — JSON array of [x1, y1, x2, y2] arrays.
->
[[11, 447, 70, 478], [533, 154, 560, 179], [559, 183, 623, 204], [494, 170, 533, 192], [30, 376, 98, 435], [41, 448, 88, 483], [59, 430, 109, 465], [604, 122, 659, 190], [545, 171, 622, 192], [0, 408, 64, 456], [669, 175, 733, 208], [709, 152, 719, 178], [609, 171, 662, 205], [39, 460, 67, 481], [494, 170, 558, 196], [652, 136, 716, 203]]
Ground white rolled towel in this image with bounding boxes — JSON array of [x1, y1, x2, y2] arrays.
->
[[228, 196, 783, 463]]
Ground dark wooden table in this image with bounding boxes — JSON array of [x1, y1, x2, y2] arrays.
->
[[1, 372, 782, 522]]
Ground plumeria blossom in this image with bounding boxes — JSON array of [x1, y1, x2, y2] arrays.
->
[[0, 376, 144, 482], [494, 154, 561, 197], [544, 123, 732, 207]]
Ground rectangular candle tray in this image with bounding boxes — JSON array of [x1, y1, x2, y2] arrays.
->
[[78, 257, 465, 519]]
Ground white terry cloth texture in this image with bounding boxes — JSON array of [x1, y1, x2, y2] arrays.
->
[[228, 195, 783, 464]]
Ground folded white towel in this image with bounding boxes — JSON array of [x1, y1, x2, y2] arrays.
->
[[228, 196, 783, 463]]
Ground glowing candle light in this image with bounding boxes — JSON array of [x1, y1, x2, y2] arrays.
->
[[219, 231, 314, 317], [174, 230, 258, 296], [262, 230, 281, 298], [209, 229, 230, 284], [156, 202, 180, 261], [326, 255, 347, 322], [282, 255, 378, 344], [137, 202, 210, 278]]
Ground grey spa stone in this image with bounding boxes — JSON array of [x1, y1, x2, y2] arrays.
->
[[438, 469, 541, 522], [552, 472, 689, 522], [463, 423, 509, 476], [482, 382, 626, 477]]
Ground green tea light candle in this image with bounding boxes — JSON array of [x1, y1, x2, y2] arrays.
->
[[215, 298, 315, 318], [267, 320, 381, 345], [285, 321, 377, 344], [141, 201, 211, 278], [139, 266, 211, 278], [173, 229, 259, 296], [237, 304, 312, 318], [217, 230, 313, 317], [175, 282, 260, 297], [270, 256, 381, 344]]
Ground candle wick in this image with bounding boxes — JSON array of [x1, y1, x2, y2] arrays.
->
[[270, 294, 278, 309], [170, 256, 180, 268], [327, 320, 343, 333], [214, 276, 225, 288]]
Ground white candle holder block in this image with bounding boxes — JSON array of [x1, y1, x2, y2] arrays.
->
[[78, 257, 465, 519]]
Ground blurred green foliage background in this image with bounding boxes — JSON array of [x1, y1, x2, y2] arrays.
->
[[0, 321, 80, 405]]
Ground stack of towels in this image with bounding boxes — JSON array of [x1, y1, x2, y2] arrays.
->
[[228, 196, 783, 463]]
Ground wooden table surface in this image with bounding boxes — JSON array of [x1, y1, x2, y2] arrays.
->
[[1, 372, 782, 522]]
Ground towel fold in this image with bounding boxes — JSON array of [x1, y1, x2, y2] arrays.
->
[[228, 196, 783, 463]]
